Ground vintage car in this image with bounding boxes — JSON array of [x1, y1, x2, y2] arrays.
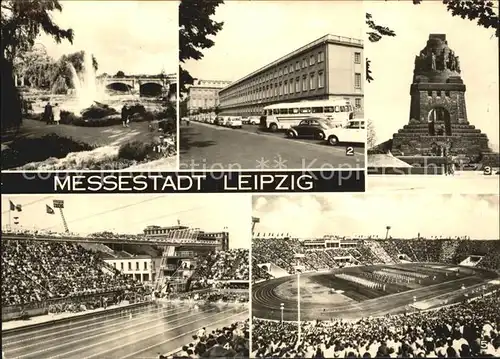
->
[[324, 119, 366, 146]]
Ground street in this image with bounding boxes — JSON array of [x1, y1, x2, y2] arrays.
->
[[179, 121, 365, 170]]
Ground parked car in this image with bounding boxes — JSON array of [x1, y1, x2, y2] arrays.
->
[[214, 116, 224, 126], [224, 116, 243, 129], [286, 118, 332, 140], [248, 116, 260, 125], [324, 119, 366, 146]]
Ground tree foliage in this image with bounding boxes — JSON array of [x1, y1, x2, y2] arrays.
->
[[1, 0, 74, 62], [1, 0, 73, 133], [366, 0, 499, 82], [179, 0, 224, 93], [366, 118, 377, 149], [13, 49, 99, 92]]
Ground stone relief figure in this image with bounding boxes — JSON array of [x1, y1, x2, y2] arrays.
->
[[431, 52, 436, 70], [449, 55, 456, 71], [455, 56, 461, 72], [443, 49, 450, 70]]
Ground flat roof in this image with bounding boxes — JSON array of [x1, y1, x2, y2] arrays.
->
[[220, 34, 363, 93]]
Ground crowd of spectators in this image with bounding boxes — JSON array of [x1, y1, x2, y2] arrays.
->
[[192, 249, 249, 282], [253, 238, 305, 274], [1, 239, 143, 307], [252, 238, 500, 280], [252, 292, 500, 358], [1, 228, 215, 245], [171, 319, 249, 358]]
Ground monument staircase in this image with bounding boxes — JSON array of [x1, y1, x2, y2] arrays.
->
[[392, 122, 490, 164]]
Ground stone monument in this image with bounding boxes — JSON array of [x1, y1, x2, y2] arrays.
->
[[390, 34, 496, 166]]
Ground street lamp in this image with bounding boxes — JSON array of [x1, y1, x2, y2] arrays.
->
[[280, 303, 284, 323], [294, 253, 304, 344], [296, 268, 301, 343]]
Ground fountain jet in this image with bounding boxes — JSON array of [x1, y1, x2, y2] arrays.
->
[[69, 51, 107, 112]]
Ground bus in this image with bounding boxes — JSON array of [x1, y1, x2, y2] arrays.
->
[[260, 99, 355, 132]]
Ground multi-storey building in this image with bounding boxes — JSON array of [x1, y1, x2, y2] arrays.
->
[[105, 255, 161, 283], [219, 34, 364, 117], [187, 79, 232, 113], [143, 225, 229, 251]]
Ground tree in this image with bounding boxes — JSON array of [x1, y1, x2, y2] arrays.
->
[[179, 0, 224, 93], [179, 98, 189, 118], [366, 0, 499, 82], [51, 51, 98, 93], [115, 70, 125, 78], [13, 47, 56, 88], [1, 0, 73, 133], [367, 118, 377, 149]]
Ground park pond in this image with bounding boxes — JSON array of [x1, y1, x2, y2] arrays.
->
[[2, 89, 177, 171]]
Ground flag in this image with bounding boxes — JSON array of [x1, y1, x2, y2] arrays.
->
[[16, 204, 22, 212], [46, 205, 55, 215], [9, 200, 15, 211]]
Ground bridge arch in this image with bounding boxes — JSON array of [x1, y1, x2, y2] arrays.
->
[[106, 82, 132, 92], [140, 82, 163, 97]]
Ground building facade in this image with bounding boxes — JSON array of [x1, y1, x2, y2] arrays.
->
[[187, 79, 233, 113], [219, 34, 364, 117], [105, 255, 162, 283], [143, 225, 230, 251]]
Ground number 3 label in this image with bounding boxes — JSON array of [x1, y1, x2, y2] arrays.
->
[[484, 166, 492, 175]]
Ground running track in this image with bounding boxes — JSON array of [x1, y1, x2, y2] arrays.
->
[[2, 302, 248, 359], [252, 265, 497, 321]]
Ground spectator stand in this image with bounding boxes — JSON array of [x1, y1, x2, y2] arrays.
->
[[252, 291, 500, 358], [1, 238, 148, 321], [167, 319, 250, 359]]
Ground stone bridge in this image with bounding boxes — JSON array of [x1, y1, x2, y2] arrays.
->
[[103, 74, 176, 96]]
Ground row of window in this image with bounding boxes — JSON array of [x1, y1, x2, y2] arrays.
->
[[190, 99, 218, 108], [222, 72, 325, 105], [112, 261, 149, 271], [221, 50, 362, 101], [222, 73, 362, 106], [266, 105, 354, 116], [220, 50, 326, 100], [191, 89, 219, 95]]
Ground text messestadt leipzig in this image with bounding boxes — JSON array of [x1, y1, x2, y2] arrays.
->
[[53, 173, 316, 192]]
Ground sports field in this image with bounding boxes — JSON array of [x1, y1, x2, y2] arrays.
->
[[252, 263, 499, 321], [2, 302, 248, 359]]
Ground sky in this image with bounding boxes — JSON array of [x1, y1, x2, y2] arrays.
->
[[184, 0, 363, 81], [252, 194, 499, 240], [2, 195, 250, 249], [37, 1, 178, 75], [365, 1, 499, 150]]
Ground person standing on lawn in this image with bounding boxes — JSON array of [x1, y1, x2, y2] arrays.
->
[[53, 103, 61, 125], [121, 104, 130, 127], [43, 101, 53, 125]]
